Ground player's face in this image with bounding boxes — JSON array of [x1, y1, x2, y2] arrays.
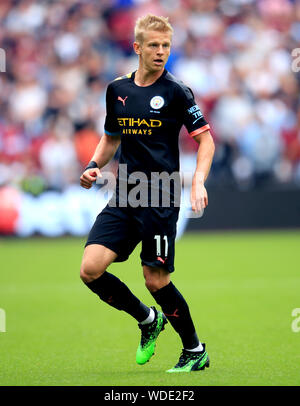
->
[[135, 30, 172, 73]]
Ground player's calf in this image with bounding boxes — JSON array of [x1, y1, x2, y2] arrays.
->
[[82, 268, 153, 325]]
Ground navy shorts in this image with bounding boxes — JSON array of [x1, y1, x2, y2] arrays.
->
[[85, 205, 179, 272]]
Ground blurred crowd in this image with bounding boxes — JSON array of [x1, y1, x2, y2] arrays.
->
[[0, 0, 300, 195]]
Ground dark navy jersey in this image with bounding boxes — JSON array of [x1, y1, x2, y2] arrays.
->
[[104, 69, 210, 176]]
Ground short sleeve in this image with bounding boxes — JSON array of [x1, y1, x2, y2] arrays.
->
[[180, 86, 210, 138], [104, 84, 121, 136]]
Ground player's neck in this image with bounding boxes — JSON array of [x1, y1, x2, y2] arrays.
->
[[134, 67, 165, 87]]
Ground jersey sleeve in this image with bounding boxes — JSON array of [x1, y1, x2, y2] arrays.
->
[[104, 84, 121, 136], [180, 86, 210, 138]]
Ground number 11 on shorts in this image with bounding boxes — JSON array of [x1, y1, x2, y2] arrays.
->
[[154, 235, 168, 257]]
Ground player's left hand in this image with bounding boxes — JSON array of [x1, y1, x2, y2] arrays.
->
[[190, 175, 208, 214]]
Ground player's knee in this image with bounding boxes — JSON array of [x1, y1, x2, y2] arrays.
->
[[80, 260, 105, 283], [143, 266, 170, 292], [144, 276, 169, 293], [145, 278, 156, 292]]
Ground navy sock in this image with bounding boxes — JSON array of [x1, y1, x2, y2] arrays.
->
[[85, 271, 150, 323], [151, 281, 199, 349]]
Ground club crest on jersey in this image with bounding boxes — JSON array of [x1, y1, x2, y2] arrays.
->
[[150, 96, 164, 110]]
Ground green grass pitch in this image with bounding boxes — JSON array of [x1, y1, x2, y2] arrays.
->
[[0, 231, 300, 386]]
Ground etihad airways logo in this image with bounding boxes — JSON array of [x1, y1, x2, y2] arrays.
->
[[117, 118, 162, 127], [117, 117, 162, 135]]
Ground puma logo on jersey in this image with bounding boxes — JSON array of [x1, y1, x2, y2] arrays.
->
[[118, 96, 128, 106]]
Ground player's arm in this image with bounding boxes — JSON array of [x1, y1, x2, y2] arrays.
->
[[190, 129, 215, 213], [178, 84, 215, 214], [80, 133, 121, 189], [81, 81, 121, 189]]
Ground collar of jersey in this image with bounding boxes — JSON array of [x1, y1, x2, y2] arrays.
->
[[131, 69, 168, 88]]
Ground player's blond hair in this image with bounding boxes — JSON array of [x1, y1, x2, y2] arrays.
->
[[134, 14, 173, 44]]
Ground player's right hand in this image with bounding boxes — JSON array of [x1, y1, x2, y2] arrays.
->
[[80, 168, 102, 189]]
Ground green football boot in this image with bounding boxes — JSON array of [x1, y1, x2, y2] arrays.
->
[[136, 306, 167, 365], [166, 344, 210, 373]]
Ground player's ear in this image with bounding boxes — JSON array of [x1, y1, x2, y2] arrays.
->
[[133, 41, 141, 55]]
